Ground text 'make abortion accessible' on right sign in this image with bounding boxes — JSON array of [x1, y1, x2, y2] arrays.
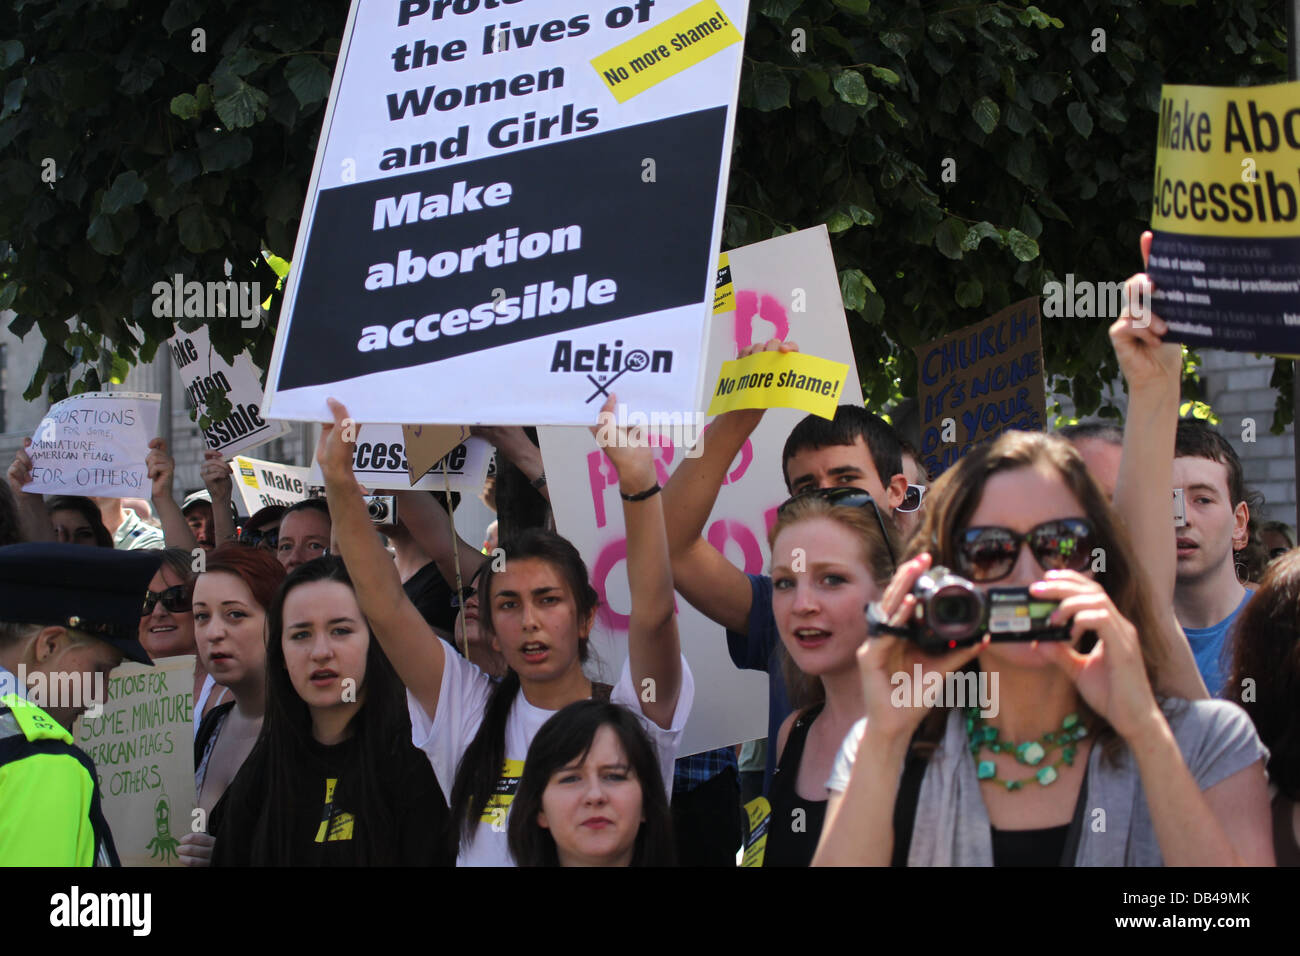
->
[[264, 0, 749, 426], [1149, 81, 1300, 355]]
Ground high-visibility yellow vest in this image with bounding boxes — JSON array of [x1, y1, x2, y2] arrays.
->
[[0, 693, 117, 866]]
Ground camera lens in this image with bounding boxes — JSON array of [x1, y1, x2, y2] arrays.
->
[[924, 583, 983, 641], [367, 500, 388, 521]]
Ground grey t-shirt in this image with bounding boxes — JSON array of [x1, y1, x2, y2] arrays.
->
[[827, 699, 1268, 866]]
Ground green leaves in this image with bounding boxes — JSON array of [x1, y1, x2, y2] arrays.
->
[[833, 69, 870, 105], [1066, 101, 1093, 138], [86, 215, 124, 256], [285, 56, 331, 108], [214, 81, 269, 129], [751, 64, 790, 111], [971, 96, 999, 134], [101, 171, 147, 215], [0, 40, 23, 70], [1004, 229, 1040, 262]]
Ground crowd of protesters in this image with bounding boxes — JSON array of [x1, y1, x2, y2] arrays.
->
[[1, 233, 1297, 868]]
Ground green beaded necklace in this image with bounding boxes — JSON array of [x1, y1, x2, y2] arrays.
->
[[964, 707, 1087, 791]]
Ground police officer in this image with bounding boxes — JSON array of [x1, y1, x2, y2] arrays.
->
[[0, 542, 161, 865]]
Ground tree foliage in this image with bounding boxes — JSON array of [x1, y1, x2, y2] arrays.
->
[[0, 0, 1291, 430]]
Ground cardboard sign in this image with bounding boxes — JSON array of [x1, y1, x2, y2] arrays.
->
[[707, 350, 848, 420], [230, 455, 313, 515], [263, 0, 749, 426], [74, 656, 196, 867], [168, 324, 289, 456], [1149, 81, 1300, 355], [306, 425, 491, 493], [402, 424, 473, 483], [915, 297, 1046, 477], [24, 391, 161, 498], [539, 225, 861, 755]]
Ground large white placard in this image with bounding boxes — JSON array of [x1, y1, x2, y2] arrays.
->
[[25, 391, 161, 499], [540, 226, 863, 755], [264, 0, 749, 426], [306, 425, 492, 493], [167, 324, 289, 456]]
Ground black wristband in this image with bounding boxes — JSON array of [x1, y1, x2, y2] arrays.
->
[[620, 482, 661, 502]]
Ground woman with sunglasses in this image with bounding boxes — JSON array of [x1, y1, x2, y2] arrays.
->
[[179, 543, 287, 866], [756, 490, 895, 866], [813, 430, 1274, 866], [138, 548, 232, 735]]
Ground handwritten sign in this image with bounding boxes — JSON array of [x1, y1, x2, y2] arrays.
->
[[915, 297, 1045, 477], [306, 424, 491, 493], [707, 350, 847, 420], [25, 391, 161, 498], [168, 324, 289, 456], [230, 455, 313, 515], [74, 656, 195, 867]]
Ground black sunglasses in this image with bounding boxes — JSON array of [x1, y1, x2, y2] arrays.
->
[[239, 527, 279, 549], [777, 487, 896, 570], [450, 585, 477, 609], [956, 519, 1093, 583], [142, 585, 192, 616]]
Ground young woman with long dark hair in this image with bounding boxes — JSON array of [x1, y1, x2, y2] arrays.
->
[[318, 395, 691, 866], [508, 699, 675, 866], [813, 428, 1273, 866], [209, 557, 450, 865]]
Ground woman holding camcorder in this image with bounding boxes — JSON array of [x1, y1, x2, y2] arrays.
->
[[813, 427, 1275, 866]]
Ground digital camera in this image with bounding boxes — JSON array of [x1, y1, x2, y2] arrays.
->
[[882, 566, 1069, 653], [365, 495, 397, 525]]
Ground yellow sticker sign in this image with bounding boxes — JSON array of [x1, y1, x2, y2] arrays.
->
[[1151, 81, 1300, 239], [713, 252, 734, 314], [480, 759, 526, 823], [707, 350, 849, 421], [740, 795, 771, 868], [591, 2, 743, 103]]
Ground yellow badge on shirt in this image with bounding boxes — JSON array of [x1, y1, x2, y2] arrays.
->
[[480, 759, 526, 826]]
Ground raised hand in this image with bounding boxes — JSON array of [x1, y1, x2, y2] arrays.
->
[[200, 449, 233, 502], [589, 393, 656, 493], [7, 439, 38, 501], [146, 437, 176, 501], [1110, 231, 1182, 395], [317, 398, 360, 488]]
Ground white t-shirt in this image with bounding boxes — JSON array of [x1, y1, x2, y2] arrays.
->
[[409, 638, 694, 867]]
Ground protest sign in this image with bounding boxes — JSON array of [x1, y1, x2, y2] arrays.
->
[[168, 324, 289, 456], [230, 455, 313, 515], [707, 350, 848, 420], [74, 656, 195, 867], [915, 297, 1045, 477], [402, 424, 473, 483], [263, 0, 749, 426], [1148, 81, 1300, 355], [306, 424, 492, 493], [24, 391, 161, 498], [539, 225, 861, 754]]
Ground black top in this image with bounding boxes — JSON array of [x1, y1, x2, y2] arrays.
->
[[209, 730, 451, 866], [990, 823, 1071, 867], [403, 561, 457, 634], [764, 704, 827, 868]]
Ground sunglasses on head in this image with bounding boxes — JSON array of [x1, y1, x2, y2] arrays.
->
[[777, 487, 897, 570], [955, 518, 1093, 583], [897, 484, 926, 514], [142, 585, 192, 616]]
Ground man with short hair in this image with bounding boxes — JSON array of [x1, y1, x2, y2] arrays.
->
[[1058, 421, 1124, 500], [663, 345, 905, 794], [1172, 420, 1255, 695], [0, 543, 160, 865]]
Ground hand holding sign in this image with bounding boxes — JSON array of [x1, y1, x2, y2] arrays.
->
[[1109, 232, 1182, 398], [146, 438, 177, 501], [590, 394, 657, 494], [318, 399, 361, 490], [7, 439, 37, 503]]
